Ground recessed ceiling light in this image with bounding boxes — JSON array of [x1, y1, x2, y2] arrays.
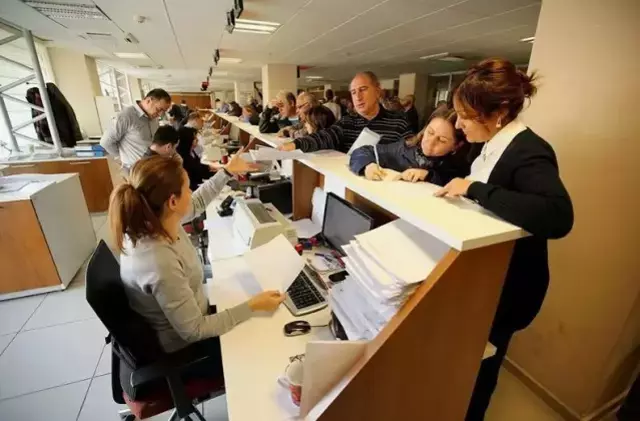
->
[[234, 29, 272, 35], [24, 1, 107, 20], [306, 76, 323, 80], [235, 18, 280, 27], [114, 52, 149, 59], [438, 56, 465, 62], [219, 57, 243, 64], [235, 23, 278, 32], [520, 36, 535, 43], [419, 52, 450, 60]]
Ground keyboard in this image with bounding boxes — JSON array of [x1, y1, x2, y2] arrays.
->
[[284, 265, 328, 316]]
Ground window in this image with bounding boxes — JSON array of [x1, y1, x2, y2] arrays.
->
[[0, 29, 55, 156], [96, 61, 132, 112]]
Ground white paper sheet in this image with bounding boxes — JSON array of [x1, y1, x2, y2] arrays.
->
[[208, 257, 262, 306], [244, 234, 305, 292], [347, 127, 381, 155], [291, 218, 322, 239], [311, 187, 326, 227], [381, 168, 402, 182], [355, 219, 450, 284]]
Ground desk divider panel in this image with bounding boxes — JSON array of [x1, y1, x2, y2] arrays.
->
[[293, 159, 515, 420]]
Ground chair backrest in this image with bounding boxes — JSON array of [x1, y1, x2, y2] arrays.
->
[[85, 240, 164, 367]]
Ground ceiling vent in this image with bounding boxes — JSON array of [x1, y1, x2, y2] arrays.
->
[[83, 32, 115, 42], [23, 1, 108, 20]]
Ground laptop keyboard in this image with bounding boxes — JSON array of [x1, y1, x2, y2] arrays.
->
[[287, 267, 326, 309]]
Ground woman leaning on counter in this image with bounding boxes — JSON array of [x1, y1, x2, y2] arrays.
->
[[434, 58, 574, 420]]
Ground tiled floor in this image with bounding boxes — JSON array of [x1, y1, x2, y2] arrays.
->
[[0, 214, 570, 421]]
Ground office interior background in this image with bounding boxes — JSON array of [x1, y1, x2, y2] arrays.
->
[[0, 0, 638, 420]]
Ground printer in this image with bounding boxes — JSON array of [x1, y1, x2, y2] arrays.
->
[[232, 198, 297, 249]]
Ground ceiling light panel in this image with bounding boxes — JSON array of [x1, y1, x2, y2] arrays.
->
[[114, 52, 149, 59], [234, 29, 272, 35], [219, 57, 243, 64], [24, 1, 108, 20], [234, 23, 278, 32], [235, 18, 280, 27]]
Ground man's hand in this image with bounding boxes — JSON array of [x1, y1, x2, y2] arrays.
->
[[277, 142, 296, 152], [401, 168, 429, 183], [224, 152, 260, 175], [364, 163, 386, 181], [434, 178, 473, 198]]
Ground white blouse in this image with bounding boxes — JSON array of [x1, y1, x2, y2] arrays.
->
[[467, 119, 528, 183]]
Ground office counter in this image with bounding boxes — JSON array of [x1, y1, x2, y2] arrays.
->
[[205, 146, 520, 419], [0, 155, 114, 212], [0, 173, 96, 300]]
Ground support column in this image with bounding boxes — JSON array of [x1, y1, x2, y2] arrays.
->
[[47, 47, 102, 137], [506, 0, 640, 418], [260, 64, 297, 102], [128, 76, 143, 102], [234, 81, 241, 103], [399, 73, 429, 124]]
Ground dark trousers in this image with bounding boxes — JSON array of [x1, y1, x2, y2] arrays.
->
[[617, 373, 640, 421], [465, 327, 515, 421]]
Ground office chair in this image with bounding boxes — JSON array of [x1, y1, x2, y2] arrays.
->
[[85, 240, 224, 421]]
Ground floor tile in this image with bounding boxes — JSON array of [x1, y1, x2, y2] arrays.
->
[[0, 333, 15, 356], [22, 285, 95, 331], [0, 295, 45, 335], [486, 368, 565, 421], [77, 374, 126, 421], [95, 344, 111, 377], [203, 395, 229, 420], [0, 319, 106, 399], [0, 379, 89, 421]]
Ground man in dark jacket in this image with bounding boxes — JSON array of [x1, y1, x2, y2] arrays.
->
[[258, 91, 298, 133], [402, 94, 420, 134]]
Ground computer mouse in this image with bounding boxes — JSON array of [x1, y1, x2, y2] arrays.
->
[[284, 320, 311, 337]]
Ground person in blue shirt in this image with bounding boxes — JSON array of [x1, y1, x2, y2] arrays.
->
[[349, 108, 470, 186]]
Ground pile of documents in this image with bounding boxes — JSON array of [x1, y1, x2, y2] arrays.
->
[[329, 219, 450, 340]]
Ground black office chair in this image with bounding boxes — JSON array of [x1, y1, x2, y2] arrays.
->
[[85, 240, 224, 421]]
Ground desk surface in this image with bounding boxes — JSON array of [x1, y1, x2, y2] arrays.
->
[[214, 112, 287, 149], [214, 112, 526, 251], [0, 173, 76, 203]]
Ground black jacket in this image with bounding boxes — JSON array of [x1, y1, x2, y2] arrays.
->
[[405, 106, 420, 134], [349, 141, 470, 186], [466, 128, 573, 332], [26, 83, 82, 147], [258, 107, 296, 133]]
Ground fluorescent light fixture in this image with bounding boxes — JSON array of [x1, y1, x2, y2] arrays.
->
[[219, 57, 243, 64], [305, 76, 323, 80], [235, 22, 279, 32], [211, 71, 228, 77], [234, 28, 272, 35], [114, 52, 149, 59], [520, 36, 535, 43], [439, 56, 465, 62], [419, 52, 450, 60], [24, 1, 107, 20], [235, 18, 280, 27]]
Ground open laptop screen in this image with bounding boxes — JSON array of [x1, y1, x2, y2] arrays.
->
[[321, 192, 374, 255]]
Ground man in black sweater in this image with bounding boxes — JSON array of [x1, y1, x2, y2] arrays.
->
[[279, 71, 413, 153], [402, 94, 420, 134]]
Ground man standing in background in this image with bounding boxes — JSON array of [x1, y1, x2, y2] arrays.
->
[[401, 94, 420, 134], [100, 89, 171, 173], [323, 89, 341, 121]]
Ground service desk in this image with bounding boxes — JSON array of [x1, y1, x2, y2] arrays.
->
[[205, 148, 518, 419], [212, 112, 286, 149], [0, 173, 96, 300], [0, 155, 115, 212]]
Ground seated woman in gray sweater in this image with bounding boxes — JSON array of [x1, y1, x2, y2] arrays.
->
[[109, 154, 284, 366]]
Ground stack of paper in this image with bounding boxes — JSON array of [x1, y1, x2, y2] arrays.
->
[[329, 219, 450, 340]]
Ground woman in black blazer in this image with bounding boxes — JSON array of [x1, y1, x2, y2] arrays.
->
[[435, 58, 574, 421]]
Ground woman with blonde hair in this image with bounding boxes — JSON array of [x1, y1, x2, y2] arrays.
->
[[109, 154, 284, 383]]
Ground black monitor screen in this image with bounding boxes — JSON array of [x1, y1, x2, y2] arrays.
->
[[322, 193, 374, 254]]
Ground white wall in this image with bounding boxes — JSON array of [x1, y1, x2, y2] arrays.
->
[[48, 47, 102, 137], [261, 64, 297, 102]]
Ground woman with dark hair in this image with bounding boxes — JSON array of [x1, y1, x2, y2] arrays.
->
[[176, 126, 214, 191], [304, 105, 336, 135], [227, 101, 243, 117], [349, 108, 469, 185], [435, 58, 574, 420]]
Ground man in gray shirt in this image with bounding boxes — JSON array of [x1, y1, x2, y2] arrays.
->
[[100, 88, 171, 169]]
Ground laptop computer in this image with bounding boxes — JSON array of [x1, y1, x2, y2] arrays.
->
[[284, 193, 374, 316]]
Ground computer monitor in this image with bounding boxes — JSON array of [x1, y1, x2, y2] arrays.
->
[[322, 192, 374, 255]]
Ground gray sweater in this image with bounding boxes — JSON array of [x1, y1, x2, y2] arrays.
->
[[120, 170, 253, 353]]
